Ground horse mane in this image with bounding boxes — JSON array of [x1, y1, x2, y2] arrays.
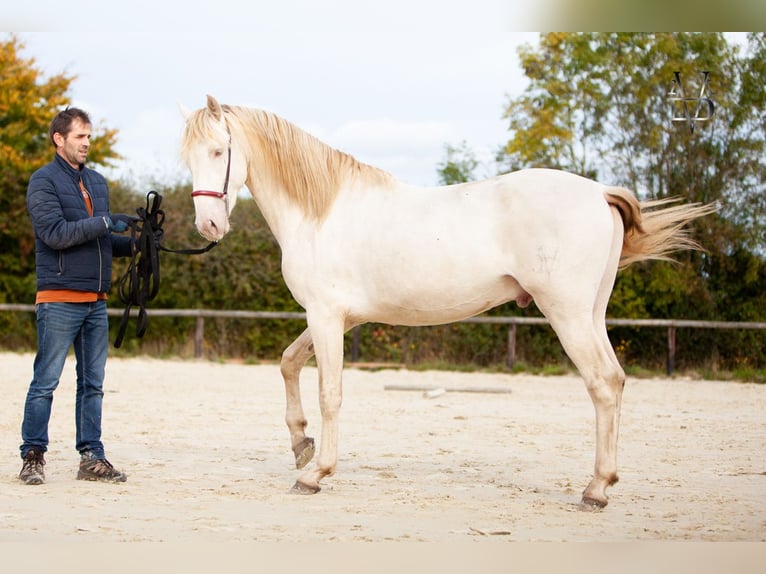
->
[[182, 104, 395, 221]]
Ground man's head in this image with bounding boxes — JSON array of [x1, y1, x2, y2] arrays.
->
[[49, 107, 92, 169]]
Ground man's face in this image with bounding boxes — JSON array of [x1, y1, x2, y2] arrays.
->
[[54, 119, 91, 169]]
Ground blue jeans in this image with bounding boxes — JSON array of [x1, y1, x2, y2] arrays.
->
[[20, 301, 109, 459]]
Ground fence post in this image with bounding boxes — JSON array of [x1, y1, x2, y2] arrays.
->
[[666, 326, 676, 376], [351, 325, 361, 362], [506, 323, 517, 370], [195, 316, 204, 358]]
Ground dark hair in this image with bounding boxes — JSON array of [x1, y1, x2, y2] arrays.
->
[[49, 107, 91, 147]]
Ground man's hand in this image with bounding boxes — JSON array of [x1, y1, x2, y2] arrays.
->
[[104, 214, 136, 233]]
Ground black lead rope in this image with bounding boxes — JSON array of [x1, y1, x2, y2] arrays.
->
[[114, 191, 218, 348]]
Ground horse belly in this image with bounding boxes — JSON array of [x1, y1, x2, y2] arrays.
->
[[361, 272, 526, 327]]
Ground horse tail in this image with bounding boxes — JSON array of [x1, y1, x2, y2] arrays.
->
[[604, 187, 719, 269]]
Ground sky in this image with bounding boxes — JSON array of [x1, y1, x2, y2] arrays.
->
[[7, 1, 538, 188]]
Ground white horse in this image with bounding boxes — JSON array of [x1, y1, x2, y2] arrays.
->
[[181, 95, 717, 509]]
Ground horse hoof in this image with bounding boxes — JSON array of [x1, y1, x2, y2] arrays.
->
[[294, 437, 316, 469], [579, 496, 607, 511], [290, 480, 321, 495]]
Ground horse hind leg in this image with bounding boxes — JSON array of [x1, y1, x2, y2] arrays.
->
[[535, 210, 626, 509], [546, 310, 625, 510], [579, 339, 625, 511], [280, 328, 316, 470], [578, 205, 627, 510]]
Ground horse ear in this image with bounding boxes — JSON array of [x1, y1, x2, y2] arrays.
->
[[178, 101, 192, 120], [206, 95, 223, 121]]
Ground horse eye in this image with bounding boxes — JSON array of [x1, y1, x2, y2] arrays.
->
[[212, 149, 224, 158]]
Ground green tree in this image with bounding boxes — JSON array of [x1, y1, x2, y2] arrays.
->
[[501, 33, 765, 248], [436, 140, 479, 185], [498, 32, 766, 369]]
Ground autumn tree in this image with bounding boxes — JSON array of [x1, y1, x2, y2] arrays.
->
[[0, 35, 120, 344]]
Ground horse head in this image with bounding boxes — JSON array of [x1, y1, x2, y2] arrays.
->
[[180, 95, 247, 241]]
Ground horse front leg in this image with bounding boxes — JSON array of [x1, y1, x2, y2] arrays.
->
[[290, 313, 345, 494], [280, 328, 316, 470]]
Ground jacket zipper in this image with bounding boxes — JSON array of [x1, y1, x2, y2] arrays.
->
[[97, 237, 103, 292], [81, 176, 104, 292]]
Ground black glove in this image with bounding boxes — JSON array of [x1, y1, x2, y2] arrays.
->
[[106, 213, 138, 233]]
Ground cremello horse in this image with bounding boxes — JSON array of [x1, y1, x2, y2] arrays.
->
[[181, 95, 716, 509]]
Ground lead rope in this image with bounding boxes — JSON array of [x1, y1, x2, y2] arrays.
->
[[114, 191, 217, 348]]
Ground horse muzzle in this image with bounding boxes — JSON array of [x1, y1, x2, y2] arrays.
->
[[195, 218, 228, 242], [191, 190, 230, 241]]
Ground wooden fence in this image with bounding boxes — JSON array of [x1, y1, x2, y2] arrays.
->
[[2, 303, 765, 375]]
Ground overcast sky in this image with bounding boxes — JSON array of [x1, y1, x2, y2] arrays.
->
[[8, 1, 537, 188]]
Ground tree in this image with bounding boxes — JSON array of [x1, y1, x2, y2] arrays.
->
[[500, 33, 765, 247], [0, 35, 120, 344], [498, 32, 766, 369], [436, 140, 479, 185]]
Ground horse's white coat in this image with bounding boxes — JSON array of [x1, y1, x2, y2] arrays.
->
[[182, 95, 717, 508]]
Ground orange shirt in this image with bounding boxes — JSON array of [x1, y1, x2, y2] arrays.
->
[[35, 179, 107, 304]]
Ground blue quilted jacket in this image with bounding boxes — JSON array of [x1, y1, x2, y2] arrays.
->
[[27, 154, 132, 294]]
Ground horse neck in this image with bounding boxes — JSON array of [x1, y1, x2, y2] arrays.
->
[[235, 107, 399, 242], [245, 173, 308, 246]]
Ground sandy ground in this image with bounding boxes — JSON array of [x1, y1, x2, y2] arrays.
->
[[1, 351, 764, 544]]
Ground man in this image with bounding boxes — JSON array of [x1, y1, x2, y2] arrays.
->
[[19, 107, 134, 485]]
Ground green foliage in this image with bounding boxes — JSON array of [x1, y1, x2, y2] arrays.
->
[[108, 184, 304, 358], [500, 33, 765, 245], [436, 140, 479, 185], [496, 32, 766, 369], [2, 33, 766, 376]]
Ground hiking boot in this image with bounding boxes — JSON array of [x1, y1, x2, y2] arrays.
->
[[77, 451, 127, 483], [19, 448, 46, 485]]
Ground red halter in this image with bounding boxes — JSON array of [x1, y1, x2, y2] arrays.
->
[[190, 127, 232, 202]]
